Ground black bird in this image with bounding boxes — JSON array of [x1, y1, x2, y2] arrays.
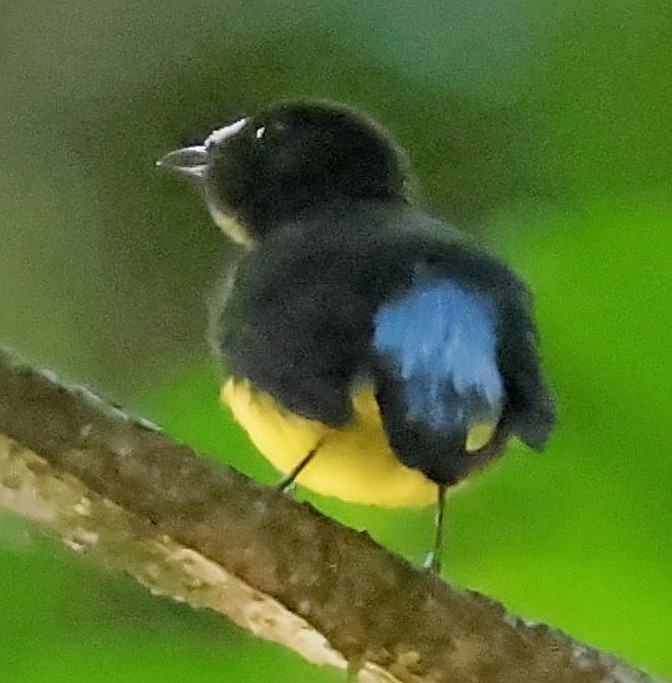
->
[[158, 100, 555, 570]]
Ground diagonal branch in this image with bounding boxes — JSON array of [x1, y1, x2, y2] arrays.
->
[[0, 347, 661, 683]]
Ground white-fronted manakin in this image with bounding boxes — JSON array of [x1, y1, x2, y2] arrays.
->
[[158, 100, 555, 571]]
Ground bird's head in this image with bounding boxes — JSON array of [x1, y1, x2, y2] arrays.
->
[[158, 101, 409, 247]]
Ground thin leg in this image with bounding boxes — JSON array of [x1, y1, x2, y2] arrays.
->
[[277, 441, 321, 492], [424, 484, 447, 573]]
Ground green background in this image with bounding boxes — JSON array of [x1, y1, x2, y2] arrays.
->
[[1, 1, 670, 680]]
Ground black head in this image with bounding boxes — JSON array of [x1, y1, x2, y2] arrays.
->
[[158, 101, 410, 246]]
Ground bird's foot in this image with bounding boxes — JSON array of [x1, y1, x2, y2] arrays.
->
[[277, 476, 297, 495], [423, 551, 442, 574]]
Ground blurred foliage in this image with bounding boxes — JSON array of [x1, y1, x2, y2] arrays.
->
[[1, 0, 670, 681]]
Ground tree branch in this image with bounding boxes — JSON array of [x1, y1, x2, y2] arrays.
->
[[0, 348, 661, 683]]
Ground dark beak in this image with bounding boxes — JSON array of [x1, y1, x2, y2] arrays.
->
[[156, 145, 208, 180]]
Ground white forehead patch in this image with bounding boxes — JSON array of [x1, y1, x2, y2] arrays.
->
[[204, 117, 249, 147]]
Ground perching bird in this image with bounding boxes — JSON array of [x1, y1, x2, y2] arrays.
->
[[158, 100, 555, 571]]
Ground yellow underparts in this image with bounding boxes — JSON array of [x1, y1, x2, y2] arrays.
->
[[222, 378, 496, 508]]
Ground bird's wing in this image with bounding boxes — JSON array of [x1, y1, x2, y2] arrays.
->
[[371, 274, 506, 484]]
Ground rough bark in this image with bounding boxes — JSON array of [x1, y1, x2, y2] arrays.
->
[[0, 348, 661, 683]]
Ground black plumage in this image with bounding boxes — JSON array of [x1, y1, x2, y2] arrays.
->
[[159, 100, 556, 567], [209, 199, 554, 484]]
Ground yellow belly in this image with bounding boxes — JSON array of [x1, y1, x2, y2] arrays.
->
[[221, 378, 437, 507]]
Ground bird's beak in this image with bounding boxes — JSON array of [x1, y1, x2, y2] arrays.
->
[[156, 145, 208, 180]]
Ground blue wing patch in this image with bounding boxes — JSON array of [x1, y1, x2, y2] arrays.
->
[[373, 279, 503, 434]]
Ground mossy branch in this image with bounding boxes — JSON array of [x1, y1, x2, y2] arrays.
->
[[0, 348, 661, 683]]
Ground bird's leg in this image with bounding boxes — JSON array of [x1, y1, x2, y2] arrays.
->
[[424, 484, 447, 573], [277, 441, 321, 493]]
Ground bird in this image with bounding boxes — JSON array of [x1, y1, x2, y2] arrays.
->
[[157, 100, 556, 571]]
